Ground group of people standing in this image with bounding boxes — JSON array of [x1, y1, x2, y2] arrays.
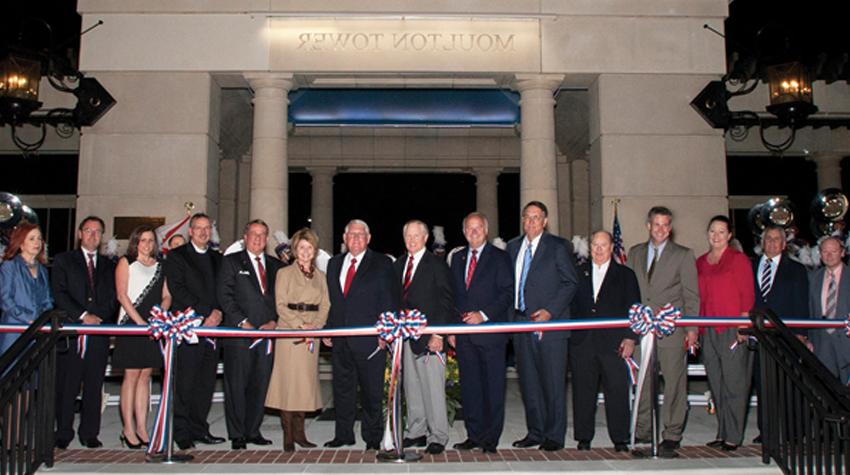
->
[[0, 201, 846, 457]]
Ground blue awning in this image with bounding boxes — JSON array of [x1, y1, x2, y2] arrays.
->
[[288, 89, 520, 127]]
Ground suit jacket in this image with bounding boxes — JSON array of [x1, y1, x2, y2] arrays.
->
[[627, 240, 700, 348], [752, 254, 809, 318], [164, 243, 222, 318], [394, 250, 455, 354], [507, 232, 578, 340], [218, 250, 282, 347], [809, 263, 850, 319], [570, 260, 641, 348], [51, 249, 118, 323], [450, 243, 514, 346], [326, 248, 398, 352]]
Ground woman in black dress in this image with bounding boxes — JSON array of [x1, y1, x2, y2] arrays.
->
[[113, 225, 171, 448]]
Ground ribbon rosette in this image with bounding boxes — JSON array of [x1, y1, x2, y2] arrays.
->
[[628, 303, 681, 339], [376, 309, 427, 343], [845, 314, 850, 338], [148, 306, 203, 345]]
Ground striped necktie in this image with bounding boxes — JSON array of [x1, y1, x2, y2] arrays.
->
[[824, 270, 837, 319], [759, 257, 773, 300]]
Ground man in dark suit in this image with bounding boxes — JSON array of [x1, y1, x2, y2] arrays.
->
[[164, 213, 226, 449], [323, 219, 398, 450], [395, 220, 454, 455], [507, 201, 578, 451], [450, 212, 513, 454], [809, 236, 850, 384], [751, 224, 809, 442], [218, 219, 282, 450], [52, 216, 118, 449], [571, 230, 640, 452]]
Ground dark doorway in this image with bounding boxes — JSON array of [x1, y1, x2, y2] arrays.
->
[[333, 173, 478, 257]]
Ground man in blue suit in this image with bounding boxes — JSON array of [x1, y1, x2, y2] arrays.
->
[[323, 219, 398, 450], [809, 236, 850, 384], [751, 224, 809, 443], [450, 212, 513, 454], [507, 201, 578, 451]]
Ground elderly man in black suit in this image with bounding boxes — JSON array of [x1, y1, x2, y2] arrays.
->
[[450, 212, 513, 454], [508, 201, 578, 451], [218, 219, 282, 450], [571, 230, 640, 452], [751, 224, 809, 443], [164, 212, 226, 450], [52, 216, 118, 449], [323, 219, 398, 450], [395, 220, 455, 455]]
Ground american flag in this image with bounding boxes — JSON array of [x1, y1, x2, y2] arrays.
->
[[613, 207, 627, 264]]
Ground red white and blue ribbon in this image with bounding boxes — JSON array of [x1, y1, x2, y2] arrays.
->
[[77, 335, 88, 359], [146, 306, 202, 455], [845, 314, 850, 338], [377, 309, 428, 454], [249, 337, 273, 355], [625, 357, 640, 386]]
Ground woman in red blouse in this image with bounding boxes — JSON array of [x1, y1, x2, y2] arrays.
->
[[696, 215, 754, 452]]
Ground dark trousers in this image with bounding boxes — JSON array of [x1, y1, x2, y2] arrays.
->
[[55, 335, 109, 443], [223, 343, 273, 440], [173, 340, 219, 444], [570, 340, 630, 444], [514, 332, 569, 446], [331, 338, 386, 445], [456, 336, 507, 450]]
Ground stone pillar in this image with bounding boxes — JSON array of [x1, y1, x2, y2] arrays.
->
[[218, 158, 238, 246], [556, 155, 572, 238], [516, 74, 565, 235], [309, 167, 335, 253], [236, 150, 252, 236], [245, 73, 293, 248], [474, 168, 500, 239], [588, 74, 727, 251], [570, 158, 591, 238], [811, 152, 844, 190]]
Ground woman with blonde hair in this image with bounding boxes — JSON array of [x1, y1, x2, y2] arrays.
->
[[266, 228, 330, 451]]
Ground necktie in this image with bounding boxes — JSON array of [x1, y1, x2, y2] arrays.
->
[[760, 258, 773, 300], [647, 245, 658, 282], [518, 242, 533, 311], [255, 256, 267, 294], [402, 255, 414, 301], [343, 257, 357, 297], [86, 252, 96, 290], [465, 250, 477, 290], [824, 270, 837, 319]]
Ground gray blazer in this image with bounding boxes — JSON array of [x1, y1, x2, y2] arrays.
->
[[627, 240, 700, 348], [809, 264, 850, 319]]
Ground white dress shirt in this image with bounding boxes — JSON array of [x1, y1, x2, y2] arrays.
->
[[593, 259, 611, 302], [514, 234, 542, 308], [339, 250, 366, 290], [402, 247, 427, 284]]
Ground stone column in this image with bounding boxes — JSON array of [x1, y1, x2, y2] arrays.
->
[[218, 158, 238, 246], [557, 155, 572, 238], [570, 158, 591, 238], [811, 152, 844, 190], [474, 168, 500, 239], [236, 150, 252, 236], [245, 73, 293, 248], [309, 167, 335, 253], [516, 74, 565, 235]]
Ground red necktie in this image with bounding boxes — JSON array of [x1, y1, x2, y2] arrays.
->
[[86, 252, 96, 290], [402, 255, 414, 301], [343, 257, 357, 297], [255, 256, 267, 294], [465, 249, 477, 290]]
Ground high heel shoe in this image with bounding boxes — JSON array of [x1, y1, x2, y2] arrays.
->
[[136, 433, 150, 446], [119, 433, 143, 449]]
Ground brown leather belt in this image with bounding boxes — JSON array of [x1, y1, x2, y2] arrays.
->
[[287, 303, 319, 312]]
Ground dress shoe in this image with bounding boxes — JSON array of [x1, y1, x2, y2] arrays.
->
[[403, 436, 427, 448], [136, 433, 150, 446], [176, 439, 195, 450], [577, 440, 591, 451], [54, 439, 70, 450], [481, 446, 498, 454], [660, 439, 681, 450], [196, 433, 226, 445], [753, 434, 763, 444], [613, 443, 629, 452], [119, 433, 143, 449], [721, 442, 738, 452], [425, 443, 445, 454], [365, 442, 380, 451], [231, 438, 247, 450], [453, 439, 479, 450], [539, 440, 562, 451], [512, 436, 542, 448], [324, 438, 355, 448], [79, 437, 103, 449], [706, 439, 724, 448], [248, 435, 273, 446]]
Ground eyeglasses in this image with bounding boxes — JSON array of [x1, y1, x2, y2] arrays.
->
[[81, 228, 103, 235]]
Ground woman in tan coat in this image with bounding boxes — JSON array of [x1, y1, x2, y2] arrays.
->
[[266, 228, 330, 451]]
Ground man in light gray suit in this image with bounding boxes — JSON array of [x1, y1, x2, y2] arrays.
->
[[809, 236, 850, 384], [627, 206, 700, 458]]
